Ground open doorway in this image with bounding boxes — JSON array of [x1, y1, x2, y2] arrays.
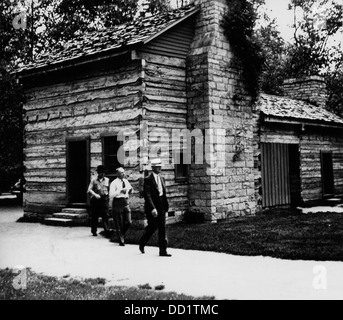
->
[[66, 138, 90, 205]]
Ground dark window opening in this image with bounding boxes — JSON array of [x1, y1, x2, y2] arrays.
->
[[175, 151, 189, 180], [321, 151, 334, 197], [103, 136, 122, 177], [289, 144, 302, 207], [168, 211, 176, 217]]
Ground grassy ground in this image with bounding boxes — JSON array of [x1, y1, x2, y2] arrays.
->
[[122, 209, 343, 262], [0, 268, 215, 300]]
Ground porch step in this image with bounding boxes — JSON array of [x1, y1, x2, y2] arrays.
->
[[0, 193, 18, 205], [42, 207, 89, 227], [0, 192, 16, 198], [53, 212, 88, 220], [324, 198, 343, 206], [61, 208, 88, 214], [43, 218, 75, 226]]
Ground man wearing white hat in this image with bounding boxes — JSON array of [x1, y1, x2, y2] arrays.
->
[[139, 158, 171, 257], [109, 167, 133, 246]]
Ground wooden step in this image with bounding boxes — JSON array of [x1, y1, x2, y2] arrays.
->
[[325, 198, 342, 206], [0, 193, 19, 205], [43, 218, 75, 226], [43, 217, 88, 227], [53, 212, 88, 220], [0, 193, 17, 200], [62, 208, 88, 214], [43, 208, 89, 226]]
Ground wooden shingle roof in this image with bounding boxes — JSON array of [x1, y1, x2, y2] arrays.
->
[[258, 93, 343, 126], [16, 4, 198, 73]]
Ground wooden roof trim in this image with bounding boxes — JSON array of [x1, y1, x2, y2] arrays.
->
[[17, 49, 131, 79], [262, 115, 343, 129], [143, 7, 200, 45]]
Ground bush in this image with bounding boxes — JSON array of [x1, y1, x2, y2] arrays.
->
[[183, 211, 205, 224]]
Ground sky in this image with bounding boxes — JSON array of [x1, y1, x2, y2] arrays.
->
[[170, 0, 343, 45], [260, 0, 295, 42], [168, 0, 295, 41]]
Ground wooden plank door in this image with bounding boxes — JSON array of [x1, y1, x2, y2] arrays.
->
[[261, 143, 291, 208]]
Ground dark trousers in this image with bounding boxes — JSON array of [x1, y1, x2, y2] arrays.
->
[[112, 198, 132, 244], [90, 196, 109, 235], [139, 206, 168, 255]]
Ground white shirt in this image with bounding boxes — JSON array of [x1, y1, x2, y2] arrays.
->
[[152, 172, 164, 196], [109, 178, 133, 203]]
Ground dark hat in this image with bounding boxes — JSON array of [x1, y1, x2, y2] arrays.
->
[[96, 165, 106, 173]]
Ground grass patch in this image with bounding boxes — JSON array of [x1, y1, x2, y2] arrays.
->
[[124, 210, 343, 262], [0, 268, 214, 300]]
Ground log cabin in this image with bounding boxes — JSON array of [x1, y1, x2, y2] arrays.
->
[[16, 0, 343, 225]]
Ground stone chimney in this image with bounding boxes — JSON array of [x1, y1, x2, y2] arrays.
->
[[282, 75, 328, 108], [174, 0, 193, 8], [187, 0, 256, 221]]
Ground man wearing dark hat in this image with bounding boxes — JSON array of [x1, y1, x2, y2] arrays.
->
[[139, 159, 171, 257], [87, 165, 110, 237]]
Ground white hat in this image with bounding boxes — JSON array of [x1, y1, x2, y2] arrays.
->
[[151, 158, 163, 167], [116, 167, 125, 173]]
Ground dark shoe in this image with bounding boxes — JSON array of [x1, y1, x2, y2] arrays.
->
[[119, 236, 125, 246], [92, 233, 97, 237], [109, 237, 116, 243], [159, 253, 172, 257], [104, 231, 111, 239], [139, 244, 145, 254]]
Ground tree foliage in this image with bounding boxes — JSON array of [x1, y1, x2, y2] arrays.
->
[[0, 0, 171, 189], [222, 0, 266, 102], [30, 0, 172, 56], [0, 1, 29, 190], [39, 0, 140, 49], [0, 1, 35, 70], [286, 0, 343, 77], [257, 0, 343, 115], [256, 17, 287, 95]]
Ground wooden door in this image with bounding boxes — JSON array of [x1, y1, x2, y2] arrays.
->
[[261, 143, 291, 208]]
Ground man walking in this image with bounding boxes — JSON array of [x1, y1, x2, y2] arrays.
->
[[87, 165, 110, 237], [139, 159, 171, 257], [109, 167, 133, 246]]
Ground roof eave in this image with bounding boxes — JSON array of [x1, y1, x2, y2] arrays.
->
[[143, 6, 200, 45], [15, 44, 141, 79], [262, 114, 343, 129], [15, 6, 200, 79]]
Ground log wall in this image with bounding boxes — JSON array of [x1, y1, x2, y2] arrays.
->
[[22, 10, 197, 221], [23, 52, 192, 220], [140, 52, 189, 220], [254, 120, 343, 209], [300, 128, 343, 202], [23, 60, 144, 215]]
